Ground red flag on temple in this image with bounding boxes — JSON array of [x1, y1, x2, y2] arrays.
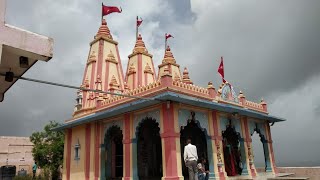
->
[[137, 16, 143, 27], [102, 3, 122, 17], [165, 33, 174, 40], [218, 56, 226, 83]]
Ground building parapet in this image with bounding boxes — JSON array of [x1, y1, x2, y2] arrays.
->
[[72, 75, 268, 119]]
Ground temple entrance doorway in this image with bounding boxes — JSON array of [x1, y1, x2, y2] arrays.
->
[[137, 118, 162, 180], [104, 126, 123, 180], [180, 120, 208, 179], [222, 125, 242, 177]]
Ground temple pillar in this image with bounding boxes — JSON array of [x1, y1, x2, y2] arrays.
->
[[239, 139, 249, 175], [242, 117, 257, 178], [206, 137, 216, 179], [100, 144, 106, 180], [262, 140, 273, 172], [64, 129, 72, 180], [131, 139, 139, 180], [210, 110, 227, 180], [264, 122, 278, 174], [123, 113, 135, 180], [160, 102, 183, 180], [239, 118, 250, 176]]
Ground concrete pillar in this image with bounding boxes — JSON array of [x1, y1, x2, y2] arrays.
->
[[100, 145, 106, 180], [206, 137, 218, 179], [211, 110, 227, 179], [160, 102, 183, 180], [131, 139, 139, 180], [123, 113, 135, 180], [242, 117, 257, 178], [264, 122, 278, 174], [262, 140, 273, 172]]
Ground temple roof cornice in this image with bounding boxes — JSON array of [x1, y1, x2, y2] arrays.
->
[[90, 36, 118, 45], [158, 62, 180, 68], [128, 51, 153, 58]]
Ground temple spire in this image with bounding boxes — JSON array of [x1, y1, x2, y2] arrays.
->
[[125, 34, 156, 89], [158, 46, 181, 81], [75, 19, 125, 112], [95, 19, 113, 40], [182, 67, 193, 84]]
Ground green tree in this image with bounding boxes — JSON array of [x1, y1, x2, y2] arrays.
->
[[30, 121, 64, 180]]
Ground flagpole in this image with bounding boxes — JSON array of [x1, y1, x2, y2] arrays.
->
[[165, 34, 167, 53], [221, 56, 224, 80], [101, 3, 103, 23], [136, 16, 138, 40]]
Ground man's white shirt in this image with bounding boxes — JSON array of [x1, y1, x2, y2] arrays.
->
[[184, 143, 198, 162]]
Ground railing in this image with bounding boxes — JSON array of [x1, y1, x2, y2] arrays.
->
[[76, 78, 268, 116], [101, 80, 161, 106], [172, 81, 209, 96], [245, 100, 264, 111]]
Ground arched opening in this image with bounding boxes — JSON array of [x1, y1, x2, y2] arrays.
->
[[222, 125, 242, 176], [136, 118, 162, 180], [251, 131, 265, 173], [180, 120, 208, 179], [104, 126, 123, 180], [251, 126, 271, 173]]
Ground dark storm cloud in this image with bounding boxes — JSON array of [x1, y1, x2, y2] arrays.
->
[[172, 0, 320, 101], [1, 0, 319, 166]]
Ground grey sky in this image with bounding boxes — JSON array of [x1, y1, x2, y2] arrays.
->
[[1, 0, 319, 167]]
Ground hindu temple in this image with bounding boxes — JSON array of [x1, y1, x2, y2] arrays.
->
[[56, 18, 285, 180]]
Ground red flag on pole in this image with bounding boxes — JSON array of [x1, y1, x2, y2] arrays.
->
[[102, 3, 122, 16], [165, 33, 174, 40], [137, 17, 143, 27], [218, 56, 226, 83]]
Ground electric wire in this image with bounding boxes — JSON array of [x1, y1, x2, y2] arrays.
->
[[0, 73, 159, 101]]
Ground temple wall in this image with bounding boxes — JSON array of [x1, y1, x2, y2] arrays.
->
[[69, 125, 86, 180], [0, 136, 34, 175], [64, 102, 277, 180]]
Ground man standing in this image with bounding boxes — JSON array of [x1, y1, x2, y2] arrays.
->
[[184, 138, 198, 180], [32, 162, 37, 178]]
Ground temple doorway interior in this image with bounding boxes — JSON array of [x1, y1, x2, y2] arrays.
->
[[105, 126, 123, 180], [137, 118, 162, 180], [222, 125, 242, 177], [180, 120, 208, 179]]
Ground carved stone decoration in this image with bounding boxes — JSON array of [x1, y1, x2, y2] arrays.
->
[[144, 63, 153, 74], [219, 82, 239, 103], [105, 50, 118, 64], [82, 77, 89, 88], [95, 75, 102, 90], [128, 63, 136, 75], [182, 67, 193, 84], [174, 72, 180, 81], [247, 144, 254, 164], [109, 75, 119, 88], [178, 109, 209, 134], [87, 51, 97, 65], [216, 142, 223, 164], [162, 66, 170, 77]]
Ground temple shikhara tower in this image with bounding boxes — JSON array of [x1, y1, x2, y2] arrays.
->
[[56, 14, 285, 180]]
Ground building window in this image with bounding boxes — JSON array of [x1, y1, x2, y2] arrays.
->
[[74, 139, 81, 160]]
